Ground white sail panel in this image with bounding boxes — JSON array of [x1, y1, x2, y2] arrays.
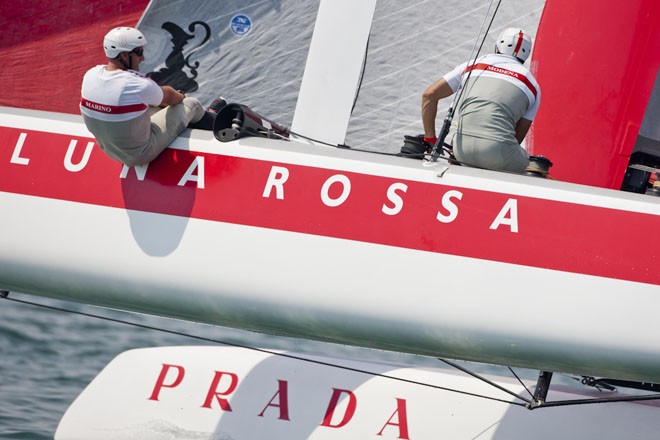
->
[[345, 0, 546, 151], [138, 0, 321, 127], [291, 0, 378, 145], [135, 0, 546, 152]]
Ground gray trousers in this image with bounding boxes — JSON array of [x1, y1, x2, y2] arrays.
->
[[83, 97, 204, 167], [454, 133, 529, 173], [138, 97, 205, 165]]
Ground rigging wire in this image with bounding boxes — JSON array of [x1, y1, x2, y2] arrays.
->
[[278, 1, 510, 166], [450, 0, 503, 118], [287, 126, 496, 172], [530, 394, 660, 409], [0, 293, 524, 407], [287, 127, 460, 164], [438, 357, 532, 405], [4, 292, 660, 408], [509, 366, 535, 399], [431, 0, 503, 161], [283, 0, 505, 163], [351, 36, 370, 114]]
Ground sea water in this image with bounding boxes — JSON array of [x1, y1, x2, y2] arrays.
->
[[3, 291, 519, 439], [0, 292, 276, 438]]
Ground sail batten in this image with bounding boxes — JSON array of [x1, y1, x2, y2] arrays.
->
[[291, 0, 377, 145]]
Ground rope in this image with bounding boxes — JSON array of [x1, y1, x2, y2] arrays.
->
[[4, 291, 660, 408], [438, 358, 532, 404], [0, 293, 525, 407], [431, 0, 503, 160], [509, 366, 535, 399]]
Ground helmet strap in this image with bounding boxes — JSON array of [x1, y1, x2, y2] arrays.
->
[[116, 53, 130, 70]]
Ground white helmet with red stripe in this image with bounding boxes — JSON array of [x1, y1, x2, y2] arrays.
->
[[103, 27, 147, 58], [495, 27, 532, 62]]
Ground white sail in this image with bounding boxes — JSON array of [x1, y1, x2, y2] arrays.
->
[[135, 0, 545, 151], [138, 0, 320, 127]]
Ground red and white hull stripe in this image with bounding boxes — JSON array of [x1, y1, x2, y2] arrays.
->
[[1, 108, 660, 383]]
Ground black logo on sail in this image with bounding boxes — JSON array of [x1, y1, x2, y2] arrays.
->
[[147, 21, 211, 94]]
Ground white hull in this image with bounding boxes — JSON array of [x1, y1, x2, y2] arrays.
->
[[56, 346, 660, 439], [1, 107, 660, 383]]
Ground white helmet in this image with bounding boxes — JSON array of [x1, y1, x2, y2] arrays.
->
[[103, 27, 147, 58], [495, 27, 532, 62]]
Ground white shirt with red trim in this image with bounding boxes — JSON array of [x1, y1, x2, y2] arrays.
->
[[80, 65, 163, 122], [442, 53, 540, 144], [443, 53, 540, 121]]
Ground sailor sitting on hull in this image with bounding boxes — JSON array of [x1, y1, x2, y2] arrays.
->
[[80, 27, 225, 167], [421, 28, 541, 173]]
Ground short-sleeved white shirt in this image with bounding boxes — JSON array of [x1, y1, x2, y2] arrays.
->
[[443, 53, 540, 121], [80, 65, 163, 122]]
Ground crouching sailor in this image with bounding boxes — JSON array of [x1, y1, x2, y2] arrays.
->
[[422, 28, 541, 173], [80, 27, 222, 167]]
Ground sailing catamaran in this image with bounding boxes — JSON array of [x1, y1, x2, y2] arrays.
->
[[2, 0, 660, 437]]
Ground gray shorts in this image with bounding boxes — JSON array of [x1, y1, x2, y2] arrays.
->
[[454, 134, 529, 173]]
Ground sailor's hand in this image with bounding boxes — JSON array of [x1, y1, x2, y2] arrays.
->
[[160, 86, 186, 106], [423, 136, 437, 153], [177, 90, 186, 102]]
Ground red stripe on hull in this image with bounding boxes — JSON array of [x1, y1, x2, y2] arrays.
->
[[1, 126, 658, 286]]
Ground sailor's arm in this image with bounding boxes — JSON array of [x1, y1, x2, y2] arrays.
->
[[159, 86, 186, 107], [515, 118, 533, 144], [422, 78, 454, 140]]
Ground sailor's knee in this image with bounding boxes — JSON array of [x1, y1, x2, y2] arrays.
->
[[182, 97, 204, 123]]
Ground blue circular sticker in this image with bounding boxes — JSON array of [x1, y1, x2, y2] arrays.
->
[[230, 14, 252, 36]]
